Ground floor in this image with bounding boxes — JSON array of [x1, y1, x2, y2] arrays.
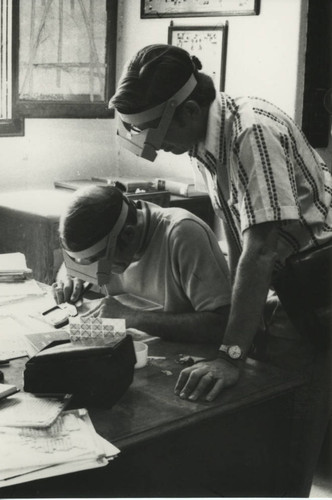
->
[[310, 436, 332, 498], [311, 473, 332, 498]]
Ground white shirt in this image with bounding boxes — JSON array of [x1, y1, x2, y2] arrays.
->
[[107, 201, 231, 312], [190, 92, 332, 268]]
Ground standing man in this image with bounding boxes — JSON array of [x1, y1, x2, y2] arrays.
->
[[109, 44, 332, 495]]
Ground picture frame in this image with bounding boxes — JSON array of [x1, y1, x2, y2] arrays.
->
[[168, 23, 228, 91], [142, 0, 260, 18]]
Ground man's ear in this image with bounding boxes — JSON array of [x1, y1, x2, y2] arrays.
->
[[119, 225, 136, 244], [177, 100, 202, 126], [183, 100, 202, 119]]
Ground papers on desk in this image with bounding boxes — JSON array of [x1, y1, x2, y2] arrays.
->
[[0, 252, 44, 305], [0, 252, 29, 276], [0, 392, 72, 428], [0, 408, 120, 487], [0, 315, 32, 360], [0, 384, 19, 401]]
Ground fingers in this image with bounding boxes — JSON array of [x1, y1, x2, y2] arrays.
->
[[52, 282, 65, 304], [205, 379, 225, 402], [174, 359, 241, 402], [69, 278, 84, 303], [175, 366, 220, 401], [52, 278, 85, 304], [186, 372, 219, 402]]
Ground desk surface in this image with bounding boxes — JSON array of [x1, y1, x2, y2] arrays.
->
[[0, 289, 305, 497], [3, 336, 303, 451]]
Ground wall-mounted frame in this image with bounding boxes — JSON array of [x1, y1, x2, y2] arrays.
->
[[142, 0, 260, 18], [168, 23, 228, 91], [15, 0, 117, 118]]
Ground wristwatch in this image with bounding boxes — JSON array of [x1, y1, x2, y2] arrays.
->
[[218, 344, 244, 360]]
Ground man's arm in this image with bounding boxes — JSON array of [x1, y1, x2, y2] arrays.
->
[[87, 296, 230, 345], [174, 221, 279, 401]]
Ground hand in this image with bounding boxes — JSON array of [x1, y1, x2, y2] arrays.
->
[[174, 358, 241, 402], [52, 276, 84, 304], [85, 295, 135, 323]]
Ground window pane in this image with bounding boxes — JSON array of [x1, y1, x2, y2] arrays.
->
[[19, 0, 107, 103], [0, 0, 12, 119]]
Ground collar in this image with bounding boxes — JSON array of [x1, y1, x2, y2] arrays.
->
[[191, 92, 226, 168], [133, 200, 152, 260]]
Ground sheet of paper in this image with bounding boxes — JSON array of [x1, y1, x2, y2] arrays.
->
[[0, 454, 108, 488], [0, 279, 44, 298], [0, 315, 30, 359], [0, 393, 72, 428], [0, 252, 29, 273], [0, 409, 111, 480]]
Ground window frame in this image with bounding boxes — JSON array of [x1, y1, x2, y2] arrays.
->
[[14, 0, 117, 119], [0, 0, 24, 136]]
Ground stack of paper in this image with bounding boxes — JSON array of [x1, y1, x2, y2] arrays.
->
[[0, 253, 44, 306], [0, 315, 32, 361], [0, 252, 29, 282], [0, 408, 120, 487], [0, 392, 72, 427]]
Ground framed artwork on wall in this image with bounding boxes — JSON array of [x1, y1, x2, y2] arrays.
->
[[168, 23, 228, 91], [142, 0, 260, 18]]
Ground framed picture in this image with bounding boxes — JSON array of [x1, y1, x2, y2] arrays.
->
[[168, 23, 228, 91], [142, 0, 260, 18]]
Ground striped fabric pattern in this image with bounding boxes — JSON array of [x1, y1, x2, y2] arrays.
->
[[190, 92, 332, 267]]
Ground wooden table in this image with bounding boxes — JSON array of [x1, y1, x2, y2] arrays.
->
[[1, 337, 304, 498]]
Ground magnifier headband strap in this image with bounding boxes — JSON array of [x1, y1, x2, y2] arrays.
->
[[64, 201, 129, 260], [118, 73, 197, 126]]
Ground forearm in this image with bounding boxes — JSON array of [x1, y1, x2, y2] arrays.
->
[[222, 221, 241, 282], [124, 307, 230, 344], [223, 245, 277, 355]]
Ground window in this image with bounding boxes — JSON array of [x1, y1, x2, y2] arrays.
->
[[0, 0, 117, 136], [0, 0, 24, 136]]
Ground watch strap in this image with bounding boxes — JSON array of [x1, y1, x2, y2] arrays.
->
[[217, 350, 245, 367]]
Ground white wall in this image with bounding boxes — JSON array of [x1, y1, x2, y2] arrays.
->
[[1, 0, 309, 193]]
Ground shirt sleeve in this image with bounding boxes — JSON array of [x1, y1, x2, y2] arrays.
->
[[169, 219, 231, 312], [233, 122, 301, 233]]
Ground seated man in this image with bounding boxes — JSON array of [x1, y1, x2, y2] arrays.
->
[[54, 185, 231, 343]]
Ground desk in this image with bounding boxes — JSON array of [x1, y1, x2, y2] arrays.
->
[[1, 334, 304, 497]]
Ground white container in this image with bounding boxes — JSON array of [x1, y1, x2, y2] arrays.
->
[[134, 341, 148, 369]]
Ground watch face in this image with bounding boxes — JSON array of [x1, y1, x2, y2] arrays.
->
[[228, 345, 242, 359]]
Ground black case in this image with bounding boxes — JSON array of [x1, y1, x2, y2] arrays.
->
[[274, 241, 332, 346], [24, 335, 136, 408]]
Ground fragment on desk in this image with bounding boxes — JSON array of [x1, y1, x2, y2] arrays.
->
[[161, 370, 173, 376], [176, 354, 206, 366]]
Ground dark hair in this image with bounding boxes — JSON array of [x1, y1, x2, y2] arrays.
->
[[59, 186, 137, 251], [109, 44, 216, 116]]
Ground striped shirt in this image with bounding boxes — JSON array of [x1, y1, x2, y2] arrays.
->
[[190, 92, 332, 268]]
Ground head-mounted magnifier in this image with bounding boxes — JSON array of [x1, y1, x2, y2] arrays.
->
[[62, 199, 129, 286], [114, 73, 197, 162]]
